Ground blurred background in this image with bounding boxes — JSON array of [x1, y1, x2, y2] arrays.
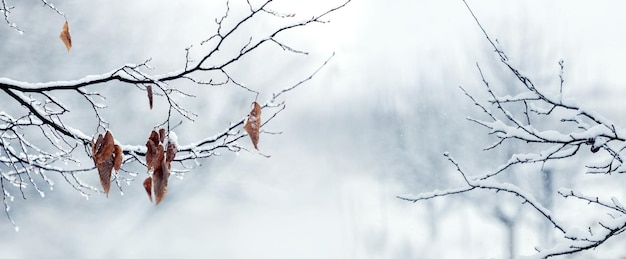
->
[[0, 0, 626, 258]]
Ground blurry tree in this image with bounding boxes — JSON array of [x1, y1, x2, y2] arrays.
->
[[400, 1, 626, 258], [0, 0, 350, 229]]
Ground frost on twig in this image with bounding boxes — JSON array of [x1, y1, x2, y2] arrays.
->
[[0, 0, 351, 227], [399, 0, 626, 258], [1, 0, 65, 34]]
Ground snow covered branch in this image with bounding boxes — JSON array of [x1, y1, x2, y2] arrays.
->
[[0, 0, 350, 228], [400, 0, 626, 257]]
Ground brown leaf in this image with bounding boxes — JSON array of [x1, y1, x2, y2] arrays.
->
[[243, 102, 262, 150], [95, 131, 115, 165], [158, 128, 166, 143], [59, 21, 72, 51], [149, 129, 161, 144], [153, 167, 169, 205], [91, 131, 116, 196], [165, 140, 177, 169], [144, 128, 174, 204], [153, 145, 169, 205], [91, 134, 102, 159], [98, 156, 114, 197], [145, 130, 160, 172], [146, 85, 153, 110], [113, 144, 123, 172], [143, 177, 153, 202]]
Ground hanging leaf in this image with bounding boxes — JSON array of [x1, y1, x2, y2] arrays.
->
[[59, 21, 72, 51], [152, 145, 169, 205], [153, 164, 169, 205], [91, 134, 102, 159], [145, 130, 161, 172], [95, 131, 115, 164], [143, 177, 153, 202], [158, 128, 166, 143], [146, 85, 153, 110], [144, 128, 173, 205], [243, 102, 262, 150], [113, 144, 123, 172], [165, 140, 177, 169], [97, 157, 114, 196], [91, 131, 116, 196]]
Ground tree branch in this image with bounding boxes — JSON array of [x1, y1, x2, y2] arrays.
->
[[0, 0, 352, 228]]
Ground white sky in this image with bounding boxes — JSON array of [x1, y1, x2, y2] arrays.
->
[[1, 0, 626, 258]]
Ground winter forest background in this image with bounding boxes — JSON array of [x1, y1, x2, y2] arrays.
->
[[1, 0, 626, 258]]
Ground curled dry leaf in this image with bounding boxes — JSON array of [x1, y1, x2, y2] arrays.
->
[[113, 144, 123, 171], [243, 102, 262, 150], [146, 85, 153, 110], [98, 131, 115, 164], [91, 134, 102, 158], [165, 140, 177, 169], [158, 128, 166, 143], [143, 177, 153, 202], [97, 157, 114, 196], [144, 128, 174, 205], [145, 130, 160, 172], [91, 131, 118, 197], [153, 162, 169, 205], [59, 21, 72, 51], [152, 145, 169, 205]]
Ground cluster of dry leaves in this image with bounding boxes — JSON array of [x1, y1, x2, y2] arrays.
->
[[89, 101, 262, 205], [72, 2, 263, 202], [143, 129, 177, 205], [91, 131, 123, 197]]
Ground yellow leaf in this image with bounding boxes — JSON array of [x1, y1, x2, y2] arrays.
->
[[59, 21, 72, 51]]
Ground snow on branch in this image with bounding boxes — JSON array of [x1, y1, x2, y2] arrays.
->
[[0, 0, 65, 34], [0, 0, 351, 228], [400, 0, 626, 257]]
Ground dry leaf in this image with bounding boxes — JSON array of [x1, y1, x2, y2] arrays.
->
[[97, 157, 114, 196], [152, 145, 169, 205], [91, 131, 117, 197], [243, 102, 262, 150], [113, 144, 123, 172], [145, 130, 160, 172], [143, 177, 153, 202], [146, 85, 153, 110], [95, 131, 115, 164], [153, 164, 169, 205], [144, 128, 174, 204], [158, 128, 166, 143], [59, 21, 72, 51], [91, 134, 102, 158], [165, 140, 177, 169]]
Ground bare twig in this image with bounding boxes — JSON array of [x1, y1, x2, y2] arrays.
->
[[0, 0, 352, 226], [401, 1, 626, 258]]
